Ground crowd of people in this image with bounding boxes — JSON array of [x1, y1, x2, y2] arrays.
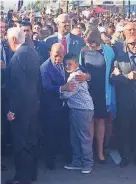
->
[[1, 8, 136, 184]]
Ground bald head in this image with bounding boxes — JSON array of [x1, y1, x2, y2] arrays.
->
[[51, 43, 64, 53], [124, 22, 136, 38], [50, 43, 65, 65], [57, 14, 71, 36]]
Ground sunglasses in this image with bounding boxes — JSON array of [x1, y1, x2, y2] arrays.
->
[[88, 40, 97, 45], [128, 42, 136, 46]]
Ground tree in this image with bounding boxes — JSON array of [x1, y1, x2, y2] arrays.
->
[[35, 0, 40, 11], [27, 2, 31, 10], [0, 0, 4, 11]]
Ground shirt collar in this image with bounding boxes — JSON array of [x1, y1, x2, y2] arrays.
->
[[58, 33, 70, 40], [50, 58, 64, 66], [128, 51, 136, 59], [72, 67, 80, 73], [16, 44, 22, 51]]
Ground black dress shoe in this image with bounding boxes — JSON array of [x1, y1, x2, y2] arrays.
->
[[5, 180, 32, 184], [46, 161, 56, 171], [120, 157, 129, 168], [97, 159, 106, 164]]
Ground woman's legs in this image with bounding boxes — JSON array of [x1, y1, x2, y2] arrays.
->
[[95, 118, 105, 160]]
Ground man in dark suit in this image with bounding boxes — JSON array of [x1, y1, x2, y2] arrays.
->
[[1, 21, 13, 170], [44, 14, 85, 57], [21, 21, 49, 64], [1, 21, 9, 171], [6, 27, 40, 184], [40, 43, 90, 170], [113, 22, 136, 56], [111, 35, 136, 168], [40, 43, 77, 170]]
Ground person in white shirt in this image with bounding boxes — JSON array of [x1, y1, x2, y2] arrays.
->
[[63, 54, 94, 174]]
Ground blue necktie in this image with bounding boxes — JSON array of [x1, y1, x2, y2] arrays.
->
[[130, 56, 136, 71]]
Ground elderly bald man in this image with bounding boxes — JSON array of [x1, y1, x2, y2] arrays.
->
[[111, 35, 136, 168], [44, 13, 85, 57], [40, 43, 78, 170], [6, 27, 41, 184]]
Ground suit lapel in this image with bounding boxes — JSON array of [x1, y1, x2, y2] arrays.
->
[[69, 33, 80, 53], [52, 33, 59, 44], [49, 59, 65, 83], [69, 34, 74, 53], [120, 52, 132, 73], [53, 36, 58, 44]]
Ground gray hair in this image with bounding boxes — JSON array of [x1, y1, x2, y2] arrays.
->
[[56, 13, 70, 24], [7, 27, 25, 44]]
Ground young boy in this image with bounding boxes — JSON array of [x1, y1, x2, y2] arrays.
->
[[63, 54, 94, 174]]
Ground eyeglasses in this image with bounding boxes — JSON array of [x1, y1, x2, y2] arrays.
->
[[126, 28, 136, 32], [128, 42, 136, 46], [88, 40, 97, 45]]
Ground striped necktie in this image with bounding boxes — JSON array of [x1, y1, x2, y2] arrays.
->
[[130, 56, 136, 71], [57, 64, 65, 79]]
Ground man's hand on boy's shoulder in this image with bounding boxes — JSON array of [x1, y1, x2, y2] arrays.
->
[[75, 72, 90, 83]]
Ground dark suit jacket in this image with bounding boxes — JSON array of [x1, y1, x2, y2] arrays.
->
[[110, 44, 136, 111], [40, 58, 65, 111], [44, 33, 85, 57], [7, 44, 41, 115], [33, 40, 49, 65], [40, 57, 88, 112], [1, 40, 13, 99]]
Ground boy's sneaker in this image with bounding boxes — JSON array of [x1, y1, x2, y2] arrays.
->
[[81, 167, 92, 174], [64, 164, 81, 170]]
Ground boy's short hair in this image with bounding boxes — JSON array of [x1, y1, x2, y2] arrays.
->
[[64, 53, 79, 63]]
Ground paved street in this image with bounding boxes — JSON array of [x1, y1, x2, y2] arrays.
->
[[2, 157, 136, 184]]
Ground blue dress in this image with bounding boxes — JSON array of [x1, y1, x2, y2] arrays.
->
[[81, 47, 107, 118]]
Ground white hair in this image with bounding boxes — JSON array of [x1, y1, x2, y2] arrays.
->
[[56, 13, 70, 24], [7, 27, 25, 44]]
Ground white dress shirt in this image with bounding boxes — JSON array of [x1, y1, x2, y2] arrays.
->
[[62, 69, 94, 110], [58, 33, 70, 53]]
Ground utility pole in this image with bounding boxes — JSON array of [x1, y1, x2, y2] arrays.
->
[[66, 0, 69, 13], [77, 0, 79, 16], [91, 0, 93, 9], [123, 0, 125, 18], [128, 0, 131, 18]]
